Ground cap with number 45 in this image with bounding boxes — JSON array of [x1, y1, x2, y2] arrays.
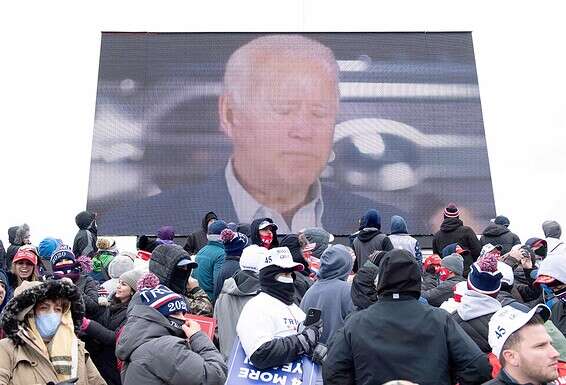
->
[[488, 303, 551, 359], [258, 247, 304, 272]]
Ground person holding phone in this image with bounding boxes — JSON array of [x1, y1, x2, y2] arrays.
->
[[237, 247, 323, 369]]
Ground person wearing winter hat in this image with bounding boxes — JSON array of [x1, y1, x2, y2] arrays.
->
[[300, 244, 354, 344], [388, 215, 423, 266], [10, 246, 39, 290], [451, 250, 503, 353], [352, 209, 394, 272], [90, 237, 118, 283], [0, 279, 106, 385], [543, 220, 565, 256], [485, 303, 557, 385], [422, 253, 466, 307], [73, 210, 98, 258], [116, 284, 227, 385], [213, 229, 250, 299], [298, 227, 334, 275], [101, 252, 135, 298], [156, 225, 175, 245], [37, 237, 63, 277], [432, 203, 482, 277], [150, 243, 213, 316], [183, 211, 218, 255], [480, 216, 521, 255], [214, 244, 265, 360], [237, 247, 323, 369], [193, 219, 228, 301], [250, 218, 280, 249], [51, 245, 103, 320], [324, 249, 491, 385], [80, 269, 145, 385]]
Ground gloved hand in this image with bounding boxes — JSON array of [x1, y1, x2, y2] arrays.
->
[[296, 319, 322, 356], [80, 317, 91, 332], [312, 343, 328, 365]]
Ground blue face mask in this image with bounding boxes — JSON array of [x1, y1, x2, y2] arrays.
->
[[35, 312, 62, 339]]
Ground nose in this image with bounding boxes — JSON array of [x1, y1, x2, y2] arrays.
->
[[549, 344, 561, 360], [287, 104, 315, 140]]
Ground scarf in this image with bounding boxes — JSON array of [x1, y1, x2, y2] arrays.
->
[[259, 265, 295, 306], [28, 309, 78, 382], [52, 262, 81, 283]]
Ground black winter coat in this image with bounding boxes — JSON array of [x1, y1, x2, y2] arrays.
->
[[184, 211, 217, 255], [550, 300, 566, 336], [433, 218, 482, 276], [83, 299, 129, 385], [76, 274, 103, 320], [5, 226, 21, 271], [452, 312, 494, 353], [482, 369, 539, 385], [324, 296, 492, 385], [421, 271, 439, 292], [480, 224, 521, 255], [352, 229, 393, 272], [422, 275, 465, 307]]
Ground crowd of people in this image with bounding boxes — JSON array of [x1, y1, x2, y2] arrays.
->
[[0, 205, 565, 385]]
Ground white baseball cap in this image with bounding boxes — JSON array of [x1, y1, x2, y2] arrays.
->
[[239, 245, 267, 274], [488, 303, 551, 359], [258, 247, 304, 272], [481, 243, 503, 256], [258, 220, 278, 231]]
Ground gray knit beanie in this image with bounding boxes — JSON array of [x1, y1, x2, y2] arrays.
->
[[119, 269, 145, 292], [441, 253, 464, 276]]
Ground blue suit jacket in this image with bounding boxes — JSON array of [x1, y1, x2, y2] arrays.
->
[[96, 172, 408, 236]]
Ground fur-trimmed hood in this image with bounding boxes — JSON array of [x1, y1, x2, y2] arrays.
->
[[0, 280, 85, 346], [13, 224, 30, 246]]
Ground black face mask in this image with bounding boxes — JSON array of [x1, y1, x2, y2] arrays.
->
[[170, 267, 189, 295], [167, 316, 186, 338], [260, 265, 295, 306]]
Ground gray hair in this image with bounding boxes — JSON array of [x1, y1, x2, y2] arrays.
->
[[223, 34, 340, 107]]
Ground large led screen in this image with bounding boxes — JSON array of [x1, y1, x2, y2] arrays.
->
[[89, 32, 495, 236]]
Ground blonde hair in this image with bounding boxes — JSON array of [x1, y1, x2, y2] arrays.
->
[[223, 34, 340, 107], [11, 263, 38, 286]]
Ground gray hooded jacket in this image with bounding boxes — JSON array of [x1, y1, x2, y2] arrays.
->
[[299, 245, 354, 344], [116, 305, 226, 385], [213, 270, 260, 361]]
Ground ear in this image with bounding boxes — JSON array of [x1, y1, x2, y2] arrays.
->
[[219, 94, 235, 138], [502, 349, 520, 367]]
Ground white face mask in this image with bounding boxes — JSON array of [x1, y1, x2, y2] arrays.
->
[[275, 274, 294, 284]]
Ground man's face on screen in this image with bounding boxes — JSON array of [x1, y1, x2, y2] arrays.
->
[[226, 55, 338, 193]]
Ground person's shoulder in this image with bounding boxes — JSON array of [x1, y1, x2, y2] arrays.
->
[[320, 184, 412, 233], [95, 172, 235, 235]]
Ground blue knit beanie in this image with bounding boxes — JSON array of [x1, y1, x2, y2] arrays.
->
[[139, 284, 188, 317], [38, 238, 62, 260]]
